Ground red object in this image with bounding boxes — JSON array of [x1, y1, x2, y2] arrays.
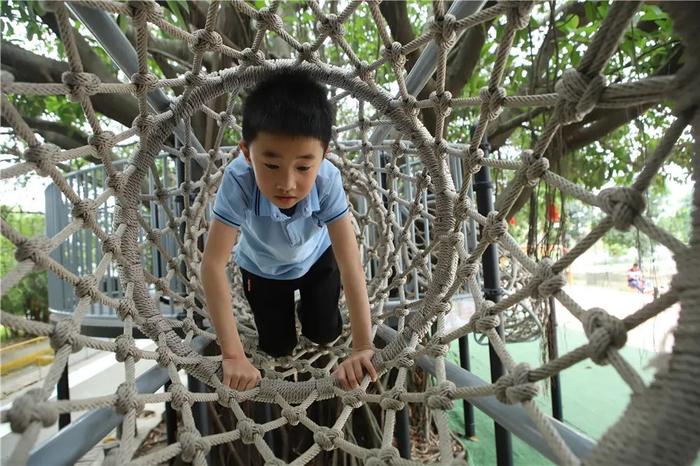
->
[[546, 203, 560, 222], [508, 216, 516, 225]]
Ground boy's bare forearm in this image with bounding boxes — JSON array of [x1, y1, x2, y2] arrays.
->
[[342, 264, 373, 350], [201, 262, 246, 359]]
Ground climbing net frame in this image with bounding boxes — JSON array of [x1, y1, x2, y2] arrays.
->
[[1, 1, 699, 465]]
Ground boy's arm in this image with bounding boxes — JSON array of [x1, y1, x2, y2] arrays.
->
[[327, 214, 373, 351], [201, 219, 246, 359]]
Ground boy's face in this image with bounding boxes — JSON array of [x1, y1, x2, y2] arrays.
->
[[240, 132, 326, 209]]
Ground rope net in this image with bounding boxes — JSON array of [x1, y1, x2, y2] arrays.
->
[[1, 1, 699, 465]]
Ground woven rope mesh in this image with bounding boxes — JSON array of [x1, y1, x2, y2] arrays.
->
[[1, 1, 699, 465]]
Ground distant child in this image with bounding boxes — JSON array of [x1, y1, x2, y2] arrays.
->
[[627, 263, 645, 293], [202, 70, 377, 391]]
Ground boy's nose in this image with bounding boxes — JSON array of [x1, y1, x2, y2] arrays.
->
[[277, 172, 295, 191]]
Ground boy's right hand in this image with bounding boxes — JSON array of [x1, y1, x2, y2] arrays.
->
[[222, 355, 261, 391]]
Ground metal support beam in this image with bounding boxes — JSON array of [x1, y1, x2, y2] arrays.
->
[[57, 364, 71, 429], [369, 1, 487, 145], [376, 324, 595, 463], [64, 3, 207, 163], [27, 334, 213, 466], [548, 296, 564, 421], [473, 133, 512, 466]]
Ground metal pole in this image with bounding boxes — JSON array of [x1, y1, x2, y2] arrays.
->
[[458, 336, 476, 439], [459, 182, 479, 440], [164, 380, 178, 446], [473, 134, 513, 466], [395, 405, 412, 459], [57, 364, 71, 429], [547, 296, 564, 421]]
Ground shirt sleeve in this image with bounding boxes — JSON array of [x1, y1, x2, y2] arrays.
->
[[319, 165, 349, 225], [212, 166, 248, 228]]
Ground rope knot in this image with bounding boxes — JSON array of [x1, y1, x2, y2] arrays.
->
[[50, 317, 83, 353], [530, 258, 566, 299], [131, 72, 158, 94], [216, 384, 241, 407], [23, 143, 60, 177], [521, 150, 549, 187], [480, 87, 506, 120], [115, 334, 140, 362], [583, 308, 627, 364], [365, 447, 400, 466], [218, 111, 235, 128], [425, 340, 449, 358], [319, 14, 344, 38], [128, 0, 163, 22], [132, 114, 156, 135], [115, 382, 144, 415], [281, 406, 302, 425], [469, 301, 500, 333], [143, 316, 172, 336], [117, 298, 138, 320], [298, 42, 318, 63], [460, 260, 479, 279], [379, 387, 406, 411], [257, 8, 284, 32], [156, 344, 173, 367], [430, 14, 457, 48], [88, 131, 116, 154], [74, 274, 97, 299], [495, 363, 538, 404], [341, 388, 365, 408], [147, 229, 162, 244], [240, 48, 266, 66], [191, 29, 222, 53], [425, 381, 456, 410], [101, 234, 121, 257], [313, 426, 343, 451], [61, 71, 101, 102], [463, 147, 484, 175], [505, 1, 534, 30], [598, 187, 646, 231], [14, 236, 50, 267], [430, 90, 453, 117], [7, 388, 57, 433], [383, 41, 406, 68], [483, 211, 507, 242], [168, 382, 189, 410], [555, 69, 607, 124], [71, 200, 97, 228], [179, 427, 210, 463], [237, 418, 264, 444]]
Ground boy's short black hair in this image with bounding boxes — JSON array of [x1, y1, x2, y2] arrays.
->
[[242, 69, 333, 148]]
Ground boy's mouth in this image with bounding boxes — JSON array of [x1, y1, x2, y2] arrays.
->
[[275, 195, 296, 204]]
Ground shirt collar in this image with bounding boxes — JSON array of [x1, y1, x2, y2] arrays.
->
[[254, 184, 320, 221]]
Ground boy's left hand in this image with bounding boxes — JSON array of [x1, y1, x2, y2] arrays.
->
[[333, 349, 378, 390]]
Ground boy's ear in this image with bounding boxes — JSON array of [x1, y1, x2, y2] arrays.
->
[[239, 140, 252, 165]]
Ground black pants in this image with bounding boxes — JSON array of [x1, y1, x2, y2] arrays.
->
[[240, 246, 343, 357]]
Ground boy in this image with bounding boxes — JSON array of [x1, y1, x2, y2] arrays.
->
[[202, 70, 377, 392]]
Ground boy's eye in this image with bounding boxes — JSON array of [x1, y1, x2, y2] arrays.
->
[[297, 166, 311, 172], [264, 164, 279, 170]]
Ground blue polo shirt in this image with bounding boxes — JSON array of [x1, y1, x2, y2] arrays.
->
[[212, 155, 349, 279]]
